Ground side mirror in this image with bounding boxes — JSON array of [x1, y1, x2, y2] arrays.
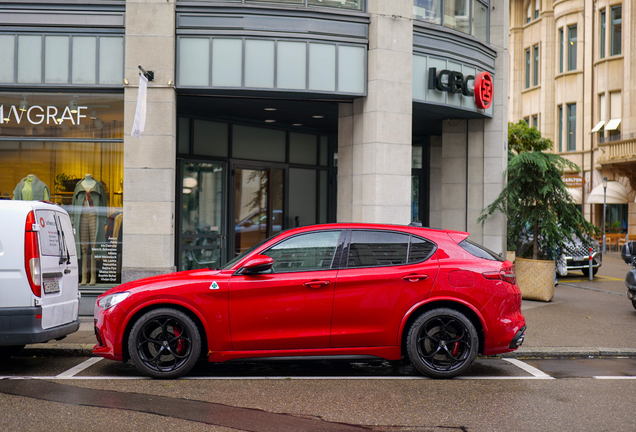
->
[[241, 254, 273, 275]]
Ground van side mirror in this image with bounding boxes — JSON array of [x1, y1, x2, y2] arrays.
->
[[241, 255, 274, 275]]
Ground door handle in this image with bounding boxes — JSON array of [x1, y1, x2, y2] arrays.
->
[[402, 274, 429, 282], [303, 280, 330, 289], [64, 268, 72, 274]]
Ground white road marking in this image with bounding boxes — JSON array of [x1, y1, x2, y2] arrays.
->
[[55, 357, 103, 378], [593, 376, 636, 380], [503, 358, 554, 379]]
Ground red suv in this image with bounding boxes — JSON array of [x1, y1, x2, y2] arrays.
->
[[94, 224, 526, 379]]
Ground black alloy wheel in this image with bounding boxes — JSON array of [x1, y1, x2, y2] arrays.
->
[[128, 308, 201, 379], [406, 308, 478, 378]]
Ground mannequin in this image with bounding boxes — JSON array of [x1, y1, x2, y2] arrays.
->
[[13, 174, 50, 201], [71, 174, 107, 286]]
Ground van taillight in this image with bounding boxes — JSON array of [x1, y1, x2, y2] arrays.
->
[[24, 211, 41, 297]]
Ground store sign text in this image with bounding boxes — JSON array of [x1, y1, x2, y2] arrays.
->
[[0, 104, 88, 125], [428, 68, 494, 110]]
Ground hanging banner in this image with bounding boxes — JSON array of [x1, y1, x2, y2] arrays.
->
[[131, 74, 148, 139]]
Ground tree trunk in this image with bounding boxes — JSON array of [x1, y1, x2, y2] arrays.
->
[[533, 220, 539, 260]]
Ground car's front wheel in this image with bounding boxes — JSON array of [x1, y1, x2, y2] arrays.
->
[[128, 308, 201, 379], [406, 308, 478, 379]]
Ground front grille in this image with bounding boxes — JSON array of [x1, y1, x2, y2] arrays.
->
[[94, 326, 103, 347], [563, 240, 598, 258]]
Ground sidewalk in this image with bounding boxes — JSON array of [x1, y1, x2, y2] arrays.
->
[[21, 252, 636, 359]]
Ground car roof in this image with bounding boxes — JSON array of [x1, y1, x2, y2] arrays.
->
[[280, 223, 468, 241]]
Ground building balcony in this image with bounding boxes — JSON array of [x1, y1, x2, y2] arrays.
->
[[597, 133, 636, 165]]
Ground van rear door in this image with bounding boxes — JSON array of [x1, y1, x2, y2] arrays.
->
[[34, 208, 79, 330]]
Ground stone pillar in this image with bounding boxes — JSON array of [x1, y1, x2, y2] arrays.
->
[[337, 0, 412, 224], [482, 0, 509, 254], [122, 0, 177, 282], [428, 136, 443, 229], [441, 120, 468, 233]]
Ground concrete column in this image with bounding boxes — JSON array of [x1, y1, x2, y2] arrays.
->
[[482, 0, 509, 254], [337, 0, 413, 224], [441, 120, 468, 233], [428, 136, 442, 229], [122, 0, 177, 282]]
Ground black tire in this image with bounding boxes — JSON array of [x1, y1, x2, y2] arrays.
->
[[406, 308, 478, 379], [581, 267, 599, 277], [0, 345, 25, 360], [128, 308, 201, 379], [632, 299, 636, 311]]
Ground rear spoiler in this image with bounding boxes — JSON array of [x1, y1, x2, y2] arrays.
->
[[447, 231, 470, 244]]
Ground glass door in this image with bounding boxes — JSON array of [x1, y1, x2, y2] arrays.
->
[[179, 162, 225, 270], [233, 166, 284, 257]]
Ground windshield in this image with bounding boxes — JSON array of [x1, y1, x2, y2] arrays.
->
[[222, 234, 278, 270]]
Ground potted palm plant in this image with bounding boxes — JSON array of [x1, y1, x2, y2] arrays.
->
[[479, 121, 597, 301]]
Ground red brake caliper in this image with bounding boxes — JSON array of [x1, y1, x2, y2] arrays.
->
[[452, 342, 460, 356], [173, 326, 184, 354]]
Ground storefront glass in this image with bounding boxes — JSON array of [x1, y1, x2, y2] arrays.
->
[[0, 92, 124, 286]]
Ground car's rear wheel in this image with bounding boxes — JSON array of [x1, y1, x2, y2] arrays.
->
[[581, 267, 599, 277], [128, 308, 201, 379], [406, 308, 478, 379], [0, 345, 25, 359]]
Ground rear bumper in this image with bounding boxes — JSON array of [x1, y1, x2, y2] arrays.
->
[[0, 307, 80, 345]]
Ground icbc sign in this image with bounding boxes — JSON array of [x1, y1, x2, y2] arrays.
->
[[428, 68, 493, 110]]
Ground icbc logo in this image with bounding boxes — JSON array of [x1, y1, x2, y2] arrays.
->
[[39, 217, 46, 228], [474, 71, 493, 110]]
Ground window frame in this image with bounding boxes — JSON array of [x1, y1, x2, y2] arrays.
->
[[567, 102, 576, 152], [600, 9, 606, 59], [525, 48, 531, 89], [559, 28, 564, 73], [558, 105, 563, 152], [532, 114, 538, 129], [611, 5, 622, 56], [568, 25, 577, 71], [533, 44, 539, 86]]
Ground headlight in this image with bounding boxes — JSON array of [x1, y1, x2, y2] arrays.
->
[[97, 292, 130, 310]]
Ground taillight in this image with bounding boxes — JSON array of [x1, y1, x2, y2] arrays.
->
[[24, 211, 41, 297], [483, 269, 517, 285]]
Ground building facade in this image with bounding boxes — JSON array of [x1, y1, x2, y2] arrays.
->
[[1, 0, 508, 312], [509, 0, 634, 235]]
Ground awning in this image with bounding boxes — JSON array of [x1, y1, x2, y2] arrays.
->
[[567, 187, 582, 204], [587, 181, 628, 204], [605, 118, 621, 131], [591, 120, 605, 133]]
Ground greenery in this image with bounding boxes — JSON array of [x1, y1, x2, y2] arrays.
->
[[54, 173, 80, 192], [479, 121, 598, 260]]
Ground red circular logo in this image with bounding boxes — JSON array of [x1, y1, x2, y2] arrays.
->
[[39, 217, 46, 228], [474, 72, 493, 110]]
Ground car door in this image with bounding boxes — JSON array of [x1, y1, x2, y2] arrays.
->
[[330, 230, 439, 348], [229, 230, 344, 351]]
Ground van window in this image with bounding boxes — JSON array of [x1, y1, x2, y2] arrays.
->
[[35, 210, 63, 257]]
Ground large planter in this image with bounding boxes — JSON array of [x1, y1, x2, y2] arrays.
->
[[514, 258, 555, 302]]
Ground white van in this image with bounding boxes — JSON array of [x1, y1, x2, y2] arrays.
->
[[0, 201, 80, 357]]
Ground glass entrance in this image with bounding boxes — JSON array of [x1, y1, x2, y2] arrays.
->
[[234, 166, 284, 257], [180, 162, 225, 270]]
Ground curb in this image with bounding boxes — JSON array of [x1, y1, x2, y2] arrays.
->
[[21, 343, 95, 357]]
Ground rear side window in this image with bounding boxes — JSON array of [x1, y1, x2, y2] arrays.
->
[[347, 231, 436, 268], [34, 210, 62, 256], [459, 239, 504, 261]]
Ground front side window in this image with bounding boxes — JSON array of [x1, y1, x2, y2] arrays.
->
[[567, 103, 576, 151], [568, 25, 577, 71], [611, 5, 622, 56], [533, 45, 539, 86], [600, 9, 606, 59], [263, 231, 341, 272]]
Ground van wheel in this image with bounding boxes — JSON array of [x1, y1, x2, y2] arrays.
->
[[406, 308, 478, 379], [0, 345, 25, 359], [128, 308, 201, 379]]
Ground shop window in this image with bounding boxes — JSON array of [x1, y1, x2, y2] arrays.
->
[[277, 42, 306, 90], [45, 36, 69, 84], [568, 25, 577, 71], [193, 120, 228, 158], [567, 103, 576, 151], [179, 38, 210, 87], [444, 0, 470, 34], [233, 125, 285, 162], [338, 45, 366, 94], [213, 39, 242, 88], [289, 168, 317, 227], [611, 5, 622, 56], [600, 9, 606, 59], [0, 35, 15, 83], [99, 37, 125, 85], [245, 40, 275, 89], [307, 0, 362, 10], [309, 43, 336, 92], [533, 44, 539, 86], [0, 92, 124, 286], [17, 35, 42, 84], [414, 0, 442, 24]]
